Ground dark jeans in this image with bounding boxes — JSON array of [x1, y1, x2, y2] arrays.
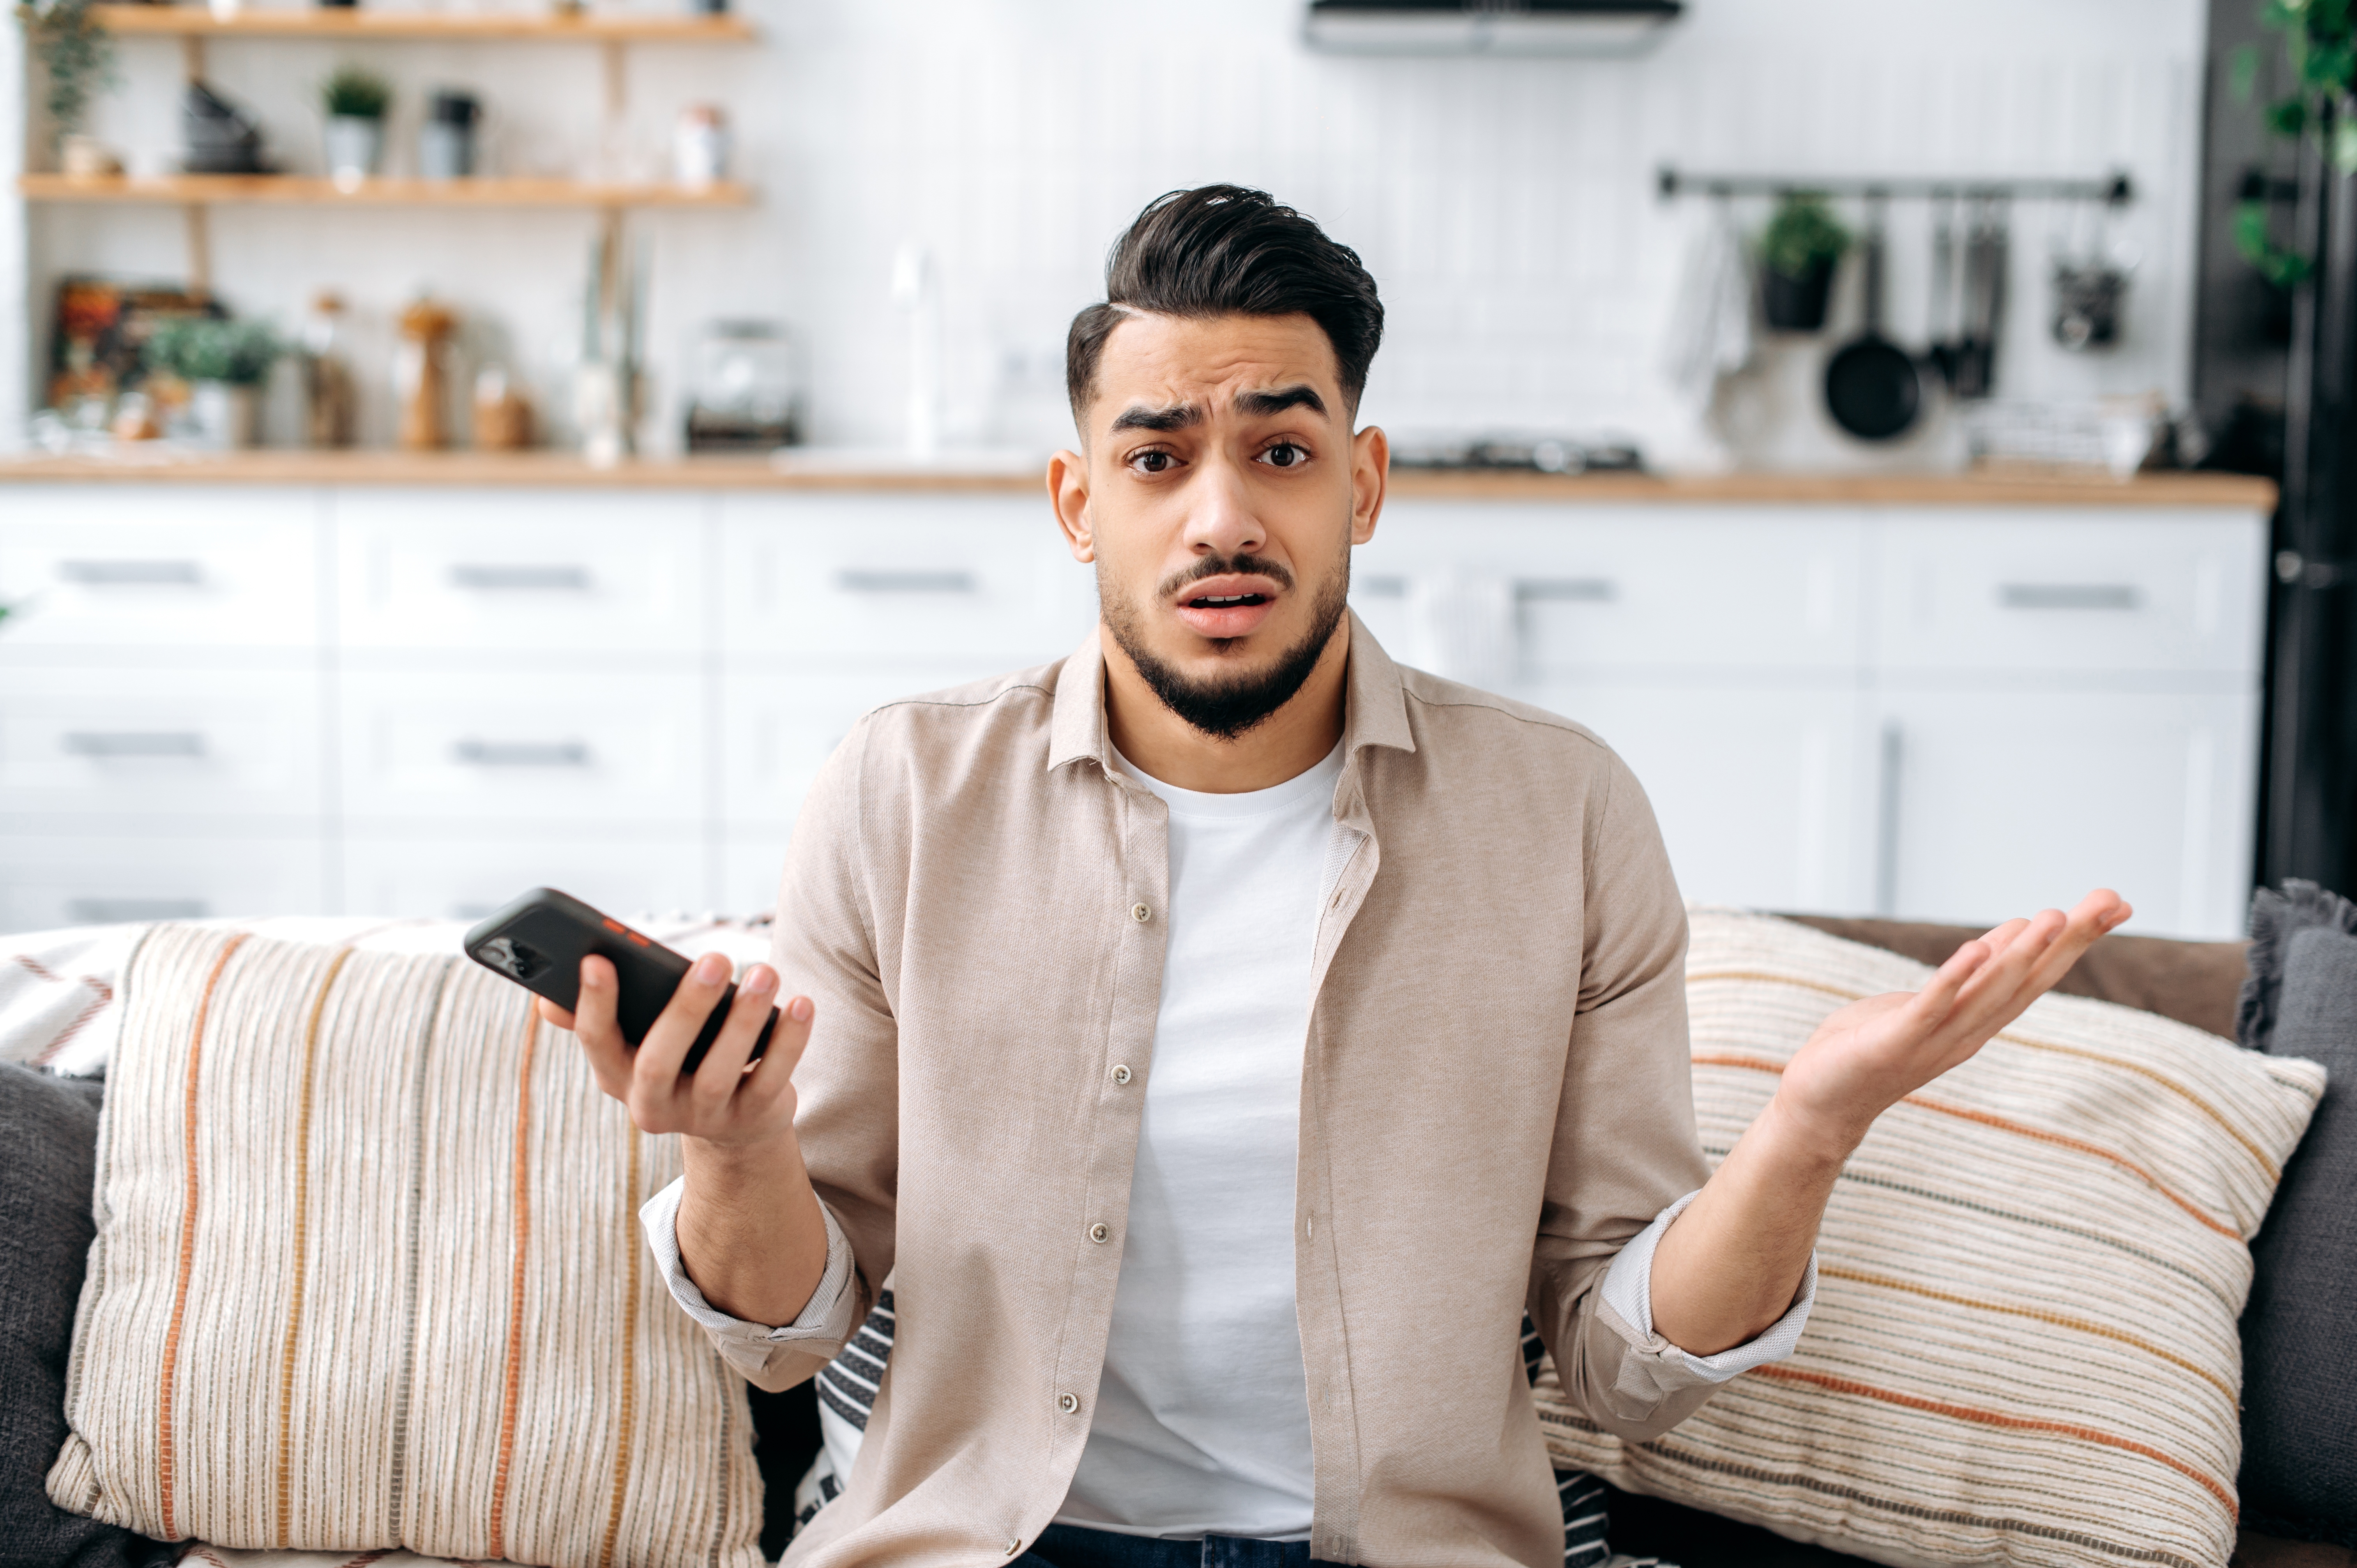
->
[[1015, 1521, 1348, 1568]]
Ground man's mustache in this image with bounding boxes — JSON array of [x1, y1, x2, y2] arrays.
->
[[1156, 553, 1297, 601]]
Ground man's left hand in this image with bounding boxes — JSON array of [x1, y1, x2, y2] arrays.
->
[[1771, 888, 2133, 1160]]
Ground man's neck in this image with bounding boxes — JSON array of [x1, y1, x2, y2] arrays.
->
[[1100, 619, 1351, 794]]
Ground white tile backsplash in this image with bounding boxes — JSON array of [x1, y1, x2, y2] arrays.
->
[[7, 0, 2207, 466]]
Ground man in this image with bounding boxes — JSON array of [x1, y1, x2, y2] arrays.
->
[[546, 187, 2128, 1567]]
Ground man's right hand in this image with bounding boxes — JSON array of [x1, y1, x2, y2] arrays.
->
[[538, 952, 815, 1147], [541, 954, 836, 1328]]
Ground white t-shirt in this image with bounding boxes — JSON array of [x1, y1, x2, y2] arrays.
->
[[1051, 740, 1348, 1541]]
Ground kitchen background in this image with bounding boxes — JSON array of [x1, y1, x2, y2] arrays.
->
[[4, 0, 2203, 463], [7, 0, 2343, 943]]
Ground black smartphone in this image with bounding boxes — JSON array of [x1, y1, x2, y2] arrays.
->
[[462, 886, 775, 1075]]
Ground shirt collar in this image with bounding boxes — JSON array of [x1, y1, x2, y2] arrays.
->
[[1046, 610, 1416, 774]]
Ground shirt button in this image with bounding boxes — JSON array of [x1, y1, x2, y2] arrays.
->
[[1089, 1222, 1110, 1243], [1131, 901, 1152, 923], [1057, 1391, 1080, 1414], [1004, 1540, 1022, 1556], [1111, 1064, 1132, 1085]]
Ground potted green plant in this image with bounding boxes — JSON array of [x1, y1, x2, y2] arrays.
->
[[19, 0, 118, 174], [144, 317, 284, 449], [320, 65, 392, 191], [1758, 192, 1851, 332]]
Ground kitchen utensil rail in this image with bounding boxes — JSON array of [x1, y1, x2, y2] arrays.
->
[[1657, 168, 2133, 205]]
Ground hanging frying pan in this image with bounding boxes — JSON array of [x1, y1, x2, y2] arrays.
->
[[1823, 201, 1922, 441]]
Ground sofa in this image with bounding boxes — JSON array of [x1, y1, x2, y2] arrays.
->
[[1, 899, 2348, 1568]]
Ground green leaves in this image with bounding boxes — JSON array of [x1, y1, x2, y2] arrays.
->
[[321, 65, 392, 120], [2235, 200, 2315, 289], [1758, 194, 1852, 282], [143, 318, 285, 387], [17, 0, 117, 146]]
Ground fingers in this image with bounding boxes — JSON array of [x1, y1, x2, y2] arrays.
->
[[568, 957, 636, 1097], [535, 996, 577, 1031], [632, 950, 735, 1091], [685, 964, 783, 1112], [740, 991, 816, 1106], [2020, 889, 2132, 996]]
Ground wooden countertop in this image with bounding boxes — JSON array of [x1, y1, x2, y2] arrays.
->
[[0, 449, 2281, 508]]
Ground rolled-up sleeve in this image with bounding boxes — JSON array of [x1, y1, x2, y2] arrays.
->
[[640, 1176, 861, 1382], [1593, 1189, 1816, 1401]]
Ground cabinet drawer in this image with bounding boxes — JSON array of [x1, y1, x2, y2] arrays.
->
[[719, 496, 1092, 663], [0, 832, 327, 933], [0, 486, 319, 650], [1356, 506, 1866, 675], [1870, 512, 2268, 676], [342, 833, 709, 921], [336, 489, 707, 654], [721, 664, 1000, 826], [339, 670, 704, 825], [0, 667, 323, 818]]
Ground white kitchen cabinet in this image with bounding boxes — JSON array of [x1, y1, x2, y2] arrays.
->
[[341, 832, 711, 922], [719, 495, 1093, 666], [0, 831, 330, 929], [1872, 512, 2268, 678], [336, 489, 709, 656], [0, 666, 325, 822], [0, 479, 2271, 941], [0, 486, 321, 653], [338, 668, 706, 829], [1869, 688, 2262, 941], [1514, 678, 1872, 915], [1357, 506, 1866, 675]]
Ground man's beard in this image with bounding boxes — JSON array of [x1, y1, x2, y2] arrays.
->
[[1101, 549, 1351, 742]]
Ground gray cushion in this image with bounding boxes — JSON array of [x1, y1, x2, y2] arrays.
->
[[2238, 886, 2357, 1548], [0, 1062, 167, 1567]]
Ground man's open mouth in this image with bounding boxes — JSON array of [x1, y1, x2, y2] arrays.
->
[[1186, 592, 1269, 608]]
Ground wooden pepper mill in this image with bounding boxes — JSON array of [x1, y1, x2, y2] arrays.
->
[[394, 296, 458, 450]]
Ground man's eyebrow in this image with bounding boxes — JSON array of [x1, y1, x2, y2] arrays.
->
[[1235, 385, 1327, 418], [1108, 402, 1203, 433]]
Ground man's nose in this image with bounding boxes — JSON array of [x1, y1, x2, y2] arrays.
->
[[1181, 453, 1267, 559]]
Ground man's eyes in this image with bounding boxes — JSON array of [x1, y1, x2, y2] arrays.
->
[[1122, 442, 1309, 475]]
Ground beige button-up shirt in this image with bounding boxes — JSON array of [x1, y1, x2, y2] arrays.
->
[[696, 618, 1751, 1567]]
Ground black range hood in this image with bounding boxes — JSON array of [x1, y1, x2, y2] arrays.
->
[[1304, 0, 1684, 56]]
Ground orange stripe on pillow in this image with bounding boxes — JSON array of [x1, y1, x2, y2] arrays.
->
[[1748, 1364, 2237, 1520], [158, 931, 249, 1543], [488, 999, 539, 1562], [598, 1125, 643, 1568], [1818, 1265, 2236, 1402], [1689, 1053, 2239, 1237], [276, 945, 354, 1546]]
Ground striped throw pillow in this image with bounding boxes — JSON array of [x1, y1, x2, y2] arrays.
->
[[1534, 909, 2325, 1568], [46, 925, 765, 1568]]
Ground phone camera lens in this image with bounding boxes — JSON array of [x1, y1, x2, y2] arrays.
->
[[479, 936, 547, 982]]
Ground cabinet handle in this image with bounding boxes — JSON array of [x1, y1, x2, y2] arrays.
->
[[1873, 721, 1904, 918], [1355, 575, 1409, 599], [1516, 577, 1617, 603], [449, 564, 593, 591], [57, 559, 203, 586], [67, 897, 209, 923], [63, 731, 207, 758], [452, 739, 592, 767], [835, 569, 979, 595], [1997, 583, 2140, 610]]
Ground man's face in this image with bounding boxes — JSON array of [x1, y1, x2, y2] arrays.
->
[[1053, 311, 1384, 740]]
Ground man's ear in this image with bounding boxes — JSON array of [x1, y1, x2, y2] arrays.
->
[[1049, 447, 1095, 563], [1350, 424, 1389, 547]]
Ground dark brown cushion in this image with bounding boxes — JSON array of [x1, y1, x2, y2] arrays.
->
[[1779, 915, 2247, 1040]]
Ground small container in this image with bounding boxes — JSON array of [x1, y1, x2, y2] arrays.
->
[[684, 320, 797, 450], [322, 115, 382, 191], [420, 91, 481, 181], [673, 104, 730, 189]]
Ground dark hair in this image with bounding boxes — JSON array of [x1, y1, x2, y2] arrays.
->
[[1065, 185, 1385, 422]]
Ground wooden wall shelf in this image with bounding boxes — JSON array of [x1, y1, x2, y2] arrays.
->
[[20, 173, 752, 207], [87, 4, 756, 42]]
